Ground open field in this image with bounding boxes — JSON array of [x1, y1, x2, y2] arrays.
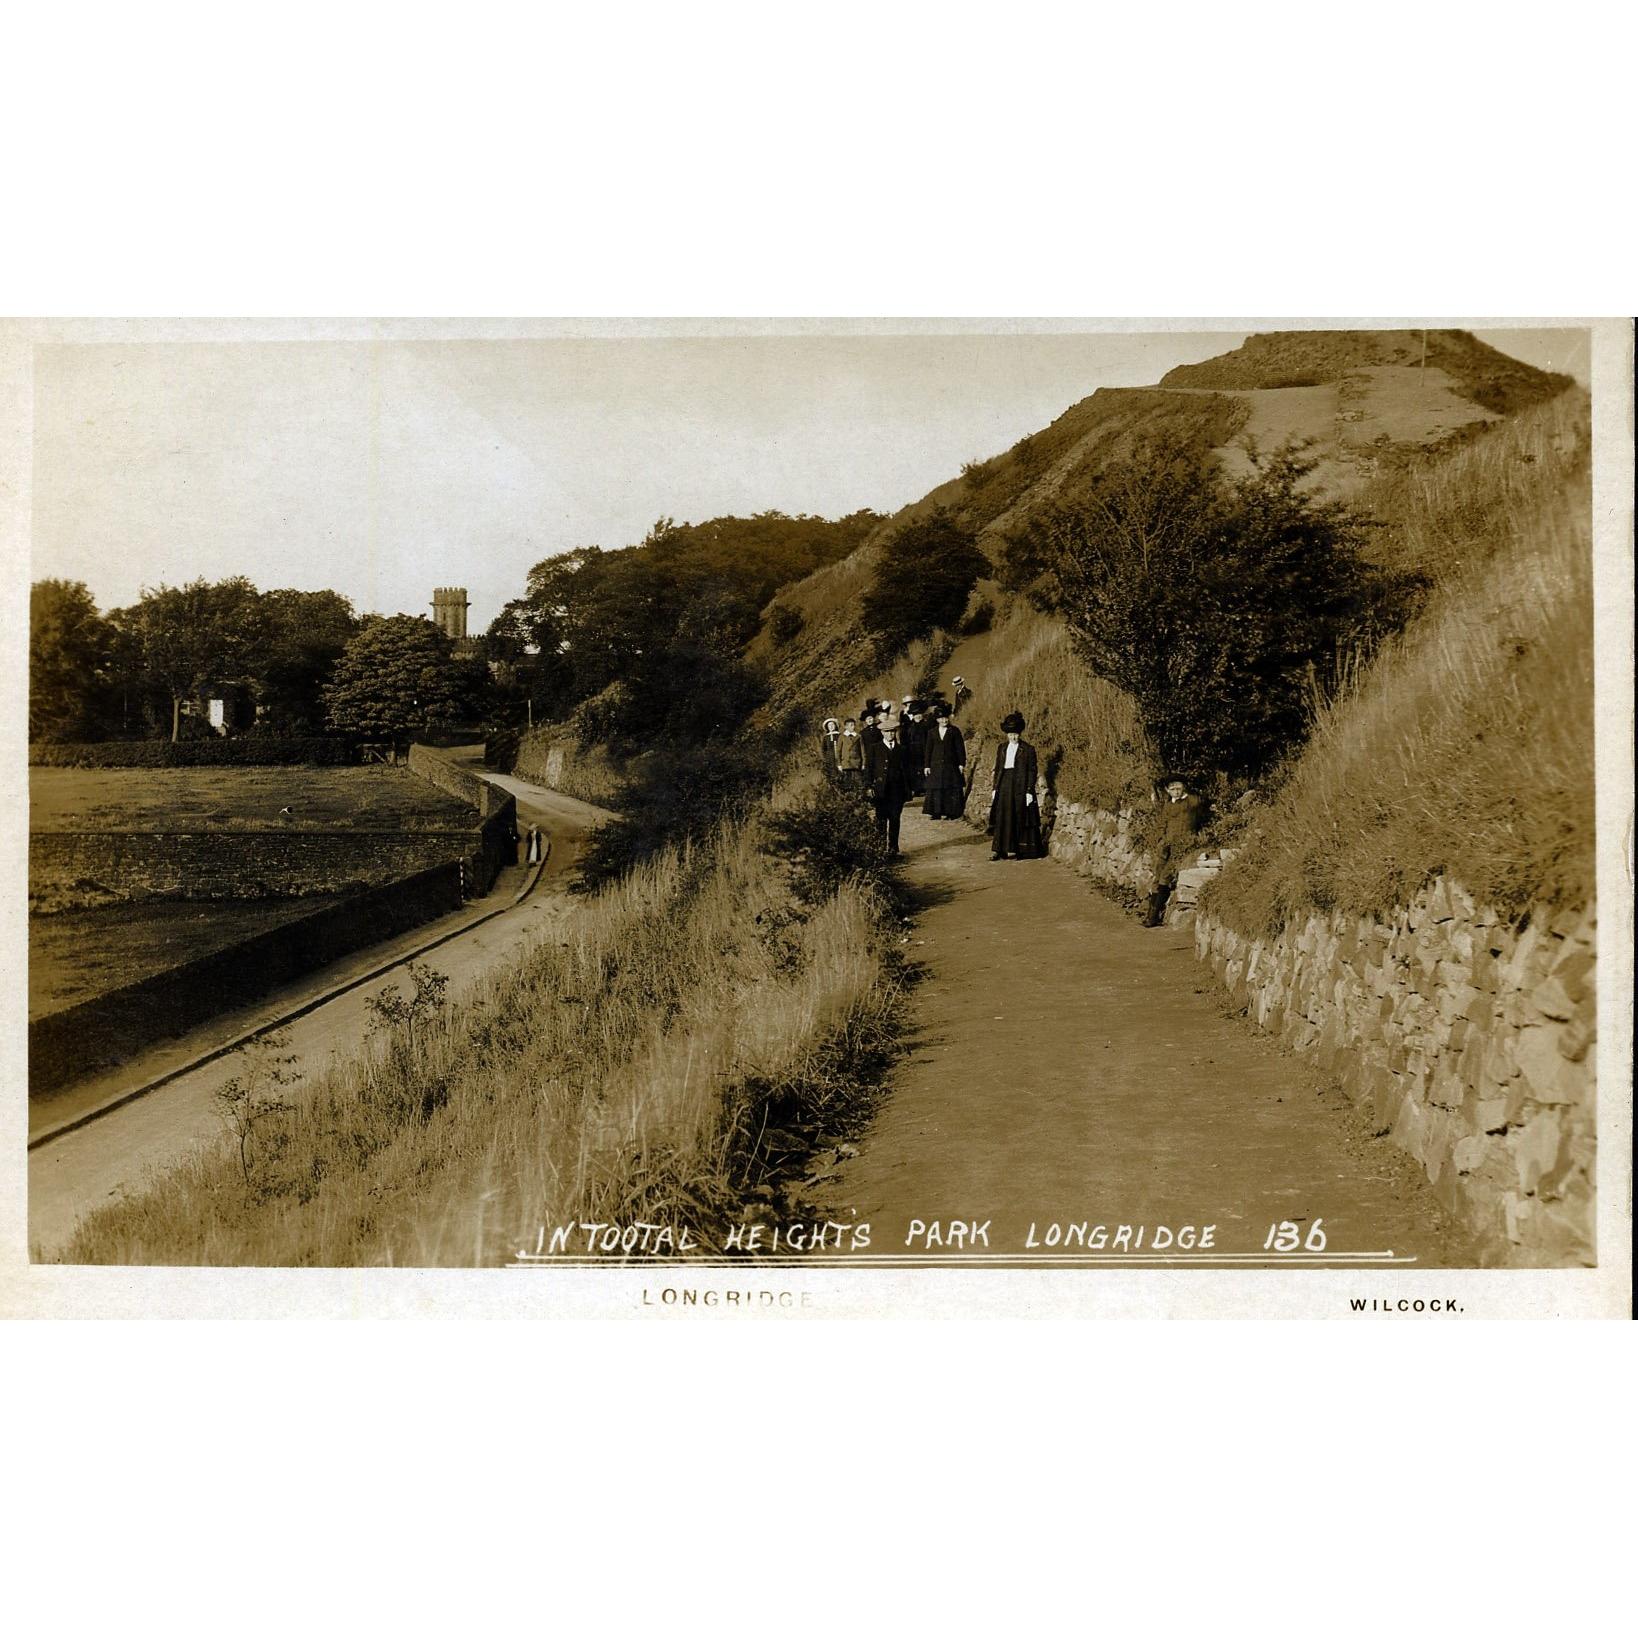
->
[[29, 897, 343, 1019], [29, 765, 475, 832]]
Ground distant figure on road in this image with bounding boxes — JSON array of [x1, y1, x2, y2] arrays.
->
[[922, 701, 967, 819], [1143, 777, 1207, 926], [864, 708, 913, 856], [988, 711, 1041, 861], [835, 717, 865, 792], [951, 675, 973, 717]]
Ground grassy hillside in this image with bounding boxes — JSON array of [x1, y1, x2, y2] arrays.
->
[[1203, 389, 1593, 932], [749, 387, 1248, 733], [748, 330, 1591, 935]]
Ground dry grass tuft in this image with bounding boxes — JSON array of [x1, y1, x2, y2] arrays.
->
[[944, 595, 1157, 814], [1206, 439, 1594, 932], [1356, 388, 1591, 581]]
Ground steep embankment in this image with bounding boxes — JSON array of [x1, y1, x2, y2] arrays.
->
[[749, 386, 1247, 751], [1193, 387, 1596, 1265], [752, 330, 1594, 1265]]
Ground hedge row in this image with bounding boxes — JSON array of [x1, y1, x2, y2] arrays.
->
[[29, 737, 359, 769]]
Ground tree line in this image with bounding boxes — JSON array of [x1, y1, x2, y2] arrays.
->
[[28, 577, 492, 745], [486, 509, 878, 750], [30, 509, 880, 751]]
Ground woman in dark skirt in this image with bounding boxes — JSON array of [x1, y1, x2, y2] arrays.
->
[[922, 701, 967, 818], [988, 710, 1041, 860]]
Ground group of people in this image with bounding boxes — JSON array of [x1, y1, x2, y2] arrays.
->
[[814, 687, 1210, 918], [816, 686, 1044, 862]]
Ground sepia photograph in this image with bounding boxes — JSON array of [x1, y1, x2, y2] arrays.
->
[[8, 317, 1629, 1312], [8, 17, 1637, 1638]]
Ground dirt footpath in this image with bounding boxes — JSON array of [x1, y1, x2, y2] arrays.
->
[[827, 808, 1479, 1266]]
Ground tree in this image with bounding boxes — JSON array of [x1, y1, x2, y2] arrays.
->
[[30, 579, 112, 741], [323, 615, 470, 740], [253, 588, 360, 732], [1039, 439, 1423, 781], [133, 577, 267, 741], [858, 510, 990, 658]]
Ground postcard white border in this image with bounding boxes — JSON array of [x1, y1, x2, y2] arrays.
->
[[1, 316, 1630, 1320]]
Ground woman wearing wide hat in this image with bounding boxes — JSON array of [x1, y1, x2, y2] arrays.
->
[[988, 710, 1041, 860]]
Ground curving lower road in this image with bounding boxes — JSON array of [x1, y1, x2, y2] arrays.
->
[[28, 761, 612, 1260]]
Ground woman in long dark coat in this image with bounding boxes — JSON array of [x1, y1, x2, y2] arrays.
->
[[901, 703, 928, 798], [922, 702, 967, 818], [988, 711, 1041, 860]]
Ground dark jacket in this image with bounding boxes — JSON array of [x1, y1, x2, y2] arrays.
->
[[990, 738, 1039, 797], [1154, 794, 1206, 876], [864, 733, 912, 806], [819, 730, 842, 771], [925, 721, 966, 783]]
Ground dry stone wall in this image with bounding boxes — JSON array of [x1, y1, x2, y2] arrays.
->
[[1045, 800, 1157, 896], [30, 862, 464, 1093], [989, 789, 1596, 1267], [1194, 881, 1597, 1266]]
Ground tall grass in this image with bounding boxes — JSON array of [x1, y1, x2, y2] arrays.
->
[[1205, 457, 1594, 933], [951, 595, 1157, 814], [58, 798, 903, 1266], [1357, 389, 1591, 581]]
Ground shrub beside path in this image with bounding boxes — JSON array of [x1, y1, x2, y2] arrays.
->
[[826, 808, 1481, 1266]]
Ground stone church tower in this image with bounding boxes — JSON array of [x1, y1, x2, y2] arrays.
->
[[430, 586, 469, 641]]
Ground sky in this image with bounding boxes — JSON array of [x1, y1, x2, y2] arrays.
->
[[28, 325, 1589, 632]]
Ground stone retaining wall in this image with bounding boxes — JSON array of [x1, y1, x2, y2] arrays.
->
[[406, 743, 508, 817], [30, 829, 481, 903], [1043, 800, 1157, 897], [511, 728, 625, 807], [1194, 881, 1597, 1266], [29, 862, 464, 1093], [403, 746, 518, 896]]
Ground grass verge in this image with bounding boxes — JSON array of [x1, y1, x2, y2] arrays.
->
[[1204, 413, 1594, 932], [55, 780, 908, 1265]]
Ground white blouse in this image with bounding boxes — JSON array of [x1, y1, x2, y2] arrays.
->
[[1003, 741, 1019, 769]]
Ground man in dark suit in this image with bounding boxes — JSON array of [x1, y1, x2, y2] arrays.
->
[[864, 709, 913, 855]]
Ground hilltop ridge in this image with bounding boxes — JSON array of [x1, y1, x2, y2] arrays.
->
[[1159, 327, 1570, 415], [750, 328, 1574, 732]]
